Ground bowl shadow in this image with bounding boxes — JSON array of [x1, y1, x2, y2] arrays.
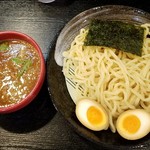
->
[[0, 77, 56, 133]]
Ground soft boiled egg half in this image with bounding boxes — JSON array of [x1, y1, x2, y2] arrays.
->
[[75, 99, 109, 131], [116, 109, 150, 140]]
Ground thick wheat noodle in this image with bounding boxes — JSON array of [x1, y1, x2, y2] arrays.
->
[[62, 25, 150, 132]]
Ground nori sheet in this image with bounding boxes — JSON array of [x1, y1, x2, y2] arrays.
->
[[84, 20, 144, 56]]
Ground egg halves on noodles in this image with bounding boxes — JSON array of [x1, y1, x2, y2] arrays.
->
[[75, 99, 109, 131], [116, 109, 150, 140]]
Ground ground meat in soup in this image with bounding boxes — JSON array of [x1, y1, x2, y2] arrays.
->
[[0, 40, 41, 107]]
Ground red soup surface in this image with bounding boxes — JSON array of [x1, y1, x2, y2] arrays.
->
[[0, 40, 41, 107]]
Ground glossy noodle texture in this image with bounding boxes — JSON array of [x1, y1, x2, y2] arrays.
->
[[63, 24, 150, 132]]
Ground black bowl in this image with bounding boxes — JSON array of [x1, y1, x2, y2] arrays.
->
[[47, 5, 150, 150]]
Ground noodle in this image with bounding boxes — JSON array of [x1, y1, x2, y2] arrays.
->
[[62, 24, 150, 133]]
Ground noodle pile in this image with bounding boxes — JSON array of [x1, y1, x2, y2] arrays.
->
[[62, 24, 150, 132]]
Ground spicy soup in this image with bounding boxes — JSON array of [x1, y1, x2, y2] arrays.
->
[[0, 40, 41, 107]]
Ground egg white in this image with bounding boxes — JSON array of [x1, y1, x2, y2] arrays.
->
[[75, 99, 109, 131], [116, 109, 150, 140]]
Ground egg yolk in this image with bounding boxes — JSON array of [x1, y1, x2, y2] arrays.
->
[[87, 106, 103, 125], [123, 115, 141, 134]]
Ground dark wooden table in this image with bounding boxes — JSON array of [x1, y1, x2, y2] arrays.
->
[[0, 0, 150, 149]]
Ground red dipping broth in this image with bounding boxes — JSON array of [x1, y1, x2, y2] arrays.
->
[[0, 31, 45, 113]]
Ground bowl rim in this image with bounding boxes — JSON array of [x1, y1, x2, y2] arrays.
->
[[55, 4, 150, 66], [0, 30, 45, 113], [49, 5, 150, 149]]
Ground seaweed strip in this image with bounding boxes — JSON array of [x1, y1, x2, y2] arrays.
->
[[84, 20, 144, 56]]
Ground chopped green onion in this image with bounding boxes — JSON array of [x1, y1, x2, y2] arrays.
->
[[12, 57, 25, 64], [18, 60, 32, 77], [12, 57, 32, 77], [0, 42, 9, 51]]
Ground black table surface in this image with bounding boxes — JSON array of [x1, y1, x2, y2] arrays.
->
[[0, 0, 150, 149]]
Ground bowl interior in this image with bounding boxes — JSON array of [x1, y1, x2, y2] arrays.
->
[[54, 5, 150, 66], [0, 31, 45, 113], [47, 5, 150, 150]]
